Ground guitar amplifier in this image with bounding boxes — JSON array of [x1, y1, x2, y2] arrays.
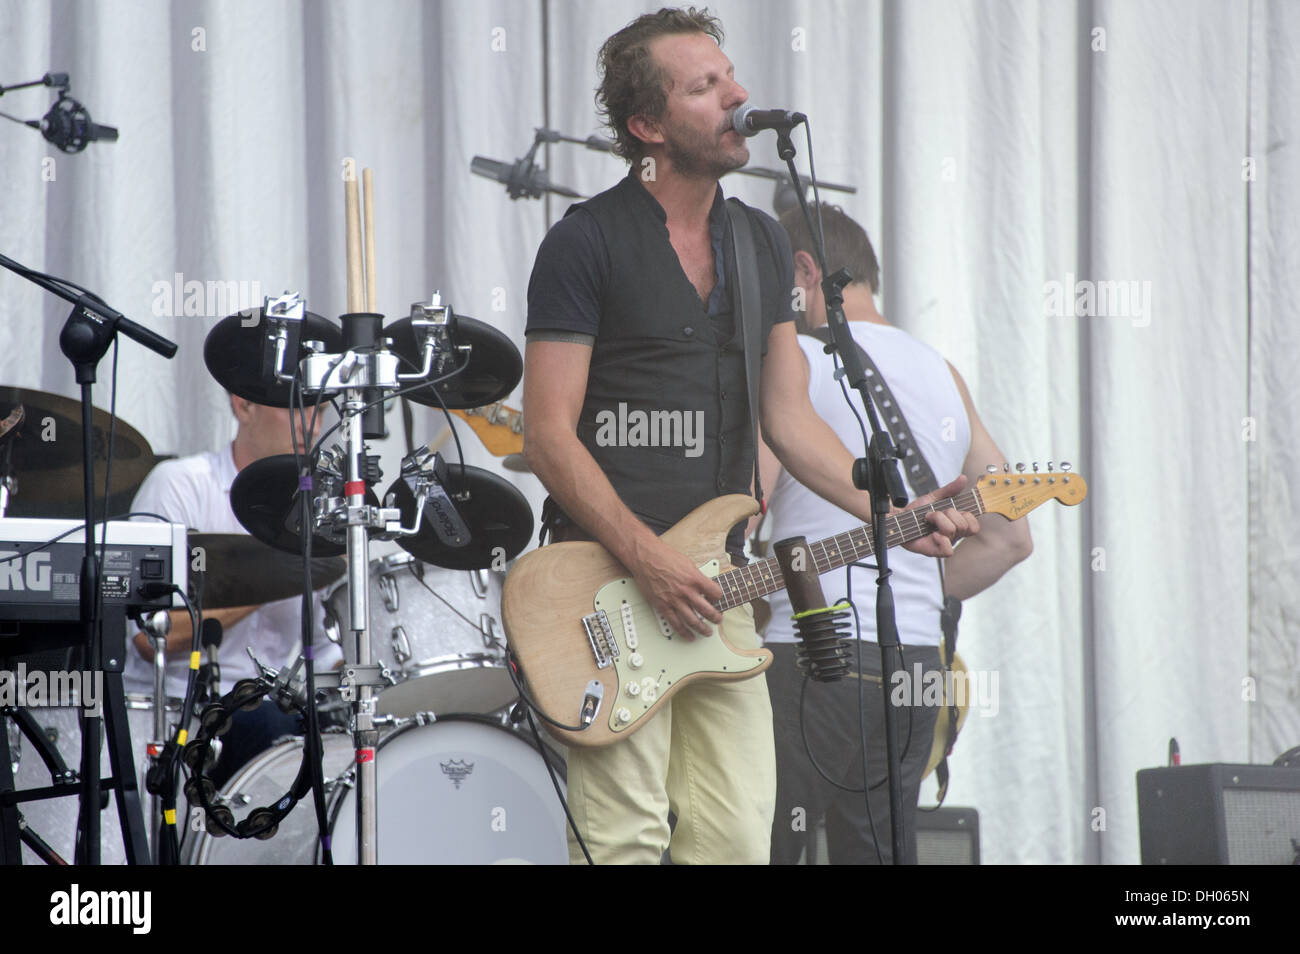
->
[[917, 806, 980, 865], [804, 806, 981, 864], [1137, 763, 1300, 864]]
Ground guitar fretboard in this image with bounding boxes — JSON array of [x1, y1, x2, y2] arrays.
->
[[713, 488, 983, 612]]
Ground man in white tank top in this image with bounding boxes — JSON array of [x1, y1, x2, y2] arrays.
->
[[761, 205, 1033, 864]]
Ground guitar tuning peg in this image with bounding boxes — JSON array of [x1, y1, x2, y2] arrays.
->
[[1061, 461, 1072, 472], [1033, 461, 1039, 473], [1015, 462, 1026, 473], [1003, 462, 1010, 473], [1047, 460, 1054, 472]]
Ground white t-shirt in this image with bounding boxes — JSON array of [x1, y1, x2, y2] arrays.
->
[[124, 444, 341, 696], [764, 324, 970, 647]]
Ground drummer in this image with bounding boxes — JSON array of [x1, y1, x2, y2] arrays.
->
[[123, 393, 342, 786]]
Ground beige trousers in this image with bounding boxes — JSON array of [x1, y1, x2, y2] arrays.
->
[[562, 603, 776, 864]]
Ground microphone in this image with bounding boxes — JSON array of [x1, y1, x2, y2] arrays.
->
[[198, 617, 223, 706], [772, 536, 852, 681], [29, 94, 118, 153], [731, 104, 807, 138], [470, 155, 581, 200]]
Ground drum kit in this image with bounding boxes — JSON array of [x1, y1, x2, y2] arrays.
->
[[3, 167, 564, 865]]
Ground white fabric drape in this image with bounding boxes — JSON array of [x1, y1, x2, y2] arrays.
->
[[0, 0, 1294, 864]]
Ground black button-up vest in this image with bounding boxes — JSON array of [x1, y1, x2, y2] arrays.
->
[[568, 175, 773, 552]]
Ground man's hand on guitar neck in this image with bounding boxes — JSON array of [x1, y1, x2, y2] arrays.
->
[[625, 531, 723, 642], [895, 474, 981, 559]]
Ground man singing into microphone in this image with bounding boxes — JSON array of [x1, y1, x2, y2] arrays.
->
[[523, 6, 976, 864]]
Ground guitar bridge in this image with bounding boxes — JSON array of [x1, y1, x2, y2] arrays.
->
[[582, 610, 619, 669]]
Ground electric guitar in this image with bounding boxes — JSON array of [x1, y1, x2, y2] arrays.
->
[[450, 403, 522, 456], [501, 467, 1086, 747]]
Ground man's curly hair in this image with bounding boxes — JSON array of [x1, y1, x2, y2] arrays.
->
[[596, 7, 724, 163]]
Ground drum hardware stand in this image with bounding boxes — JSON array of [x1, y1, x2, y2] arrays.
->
[[141, 609, 169, 863], [0, 614, 151, 864], [263, 292, 455, 865], [1, 703, 72, 863]]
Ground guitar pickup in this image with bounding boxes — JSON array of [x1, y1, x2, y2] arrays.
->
[[582, 610, 619, 669]]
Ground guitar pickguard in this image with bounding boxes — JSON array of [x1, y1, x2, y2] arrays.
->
[[588, 560, 767, 735]]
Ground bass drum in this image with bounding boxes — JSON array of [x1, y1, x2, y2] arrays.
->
[[184, 716, 568, 865]]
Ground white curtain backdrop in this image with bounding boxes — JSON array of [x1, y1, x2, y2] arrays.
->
[[0, 0, 1294, 864]]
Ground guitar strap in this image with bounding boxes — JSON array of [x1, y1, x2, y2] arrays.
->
[[805, 324, 963, 804], [725, 198, 765, 514]]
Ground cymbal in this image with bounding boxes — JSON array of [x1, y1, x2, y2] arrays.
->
[[0, 386, 156, 516], [383, 314, 521, 410], [386, 464, 532, 570], [229, 454, 379, 557], [204, 309, 344, 408], [188, 532, 346, 609]]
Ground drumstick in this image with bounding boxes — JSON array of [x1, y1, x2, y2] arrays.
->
[[363, 168, 377, 313], [344, 161, 363, 313]]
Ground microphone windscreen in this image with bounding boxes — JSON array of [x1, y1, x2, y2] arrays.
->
[[201, 617, 224, 649]]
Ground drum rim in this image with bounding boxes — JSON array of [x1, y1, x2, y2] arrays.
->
[[184, 728, 354, 865], [184, 715, 564, 865], [396, 651, 509, 678]]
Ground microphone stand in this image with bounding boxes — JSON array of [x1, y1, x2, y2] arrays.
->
[[0, 253, 177, 864], [769, 126, 912, 864]]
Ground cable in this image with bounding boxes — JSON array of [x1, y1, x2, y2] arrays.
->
[[793, 587, 919, 865], [291, 368, 333, 866], [523, 706, 592, 865], [157, 584, 202, 863], [0, 252, 110, 307], [0, 511, 175, 565], [423, 372, 468, 485], [503, 650, 589, 734], [406, 564, 493, 634], [306, 352, 470, 465]]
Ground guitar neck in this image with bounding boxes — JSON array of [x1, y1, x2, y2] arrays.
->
[[713, 487, 984, 612]]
